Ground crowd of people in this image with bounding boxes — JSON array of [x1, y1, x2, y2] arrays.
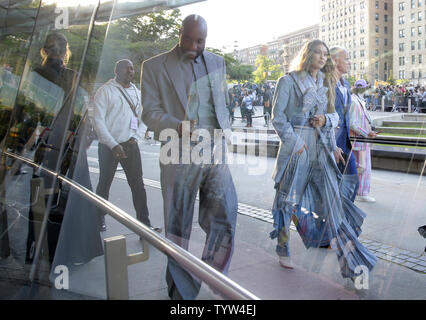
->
[[227, 82, 275, 127], [364, 84, 426, 112]]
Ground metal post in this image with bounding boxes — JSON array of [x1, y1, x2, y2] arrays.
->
[[381, 96, 385, 112], [104, 235, 149, 300], [408, 99, 412, 113]]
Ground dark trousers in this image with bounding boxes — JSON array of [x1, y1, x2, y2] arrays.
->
[[96, 141, 151, 226]]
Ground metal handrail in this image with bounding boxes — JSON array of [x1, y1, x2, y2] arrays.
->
[[1, 150, 259, 300], [350, 136, 426, 148]]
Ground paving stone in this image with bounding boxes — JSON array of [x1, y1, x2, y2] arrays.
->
[[404, 252, 421, 258], [395, 254, 409, 261], [375, 248, 388, 254], [384, 251, 399, 258], [411, 265, 426, 272], [390, 257, 405, 264], [402, 261, 417, 268], [381, 245, 392, 249], [406, 257, 421, 264], [414, 260, 426, 267]]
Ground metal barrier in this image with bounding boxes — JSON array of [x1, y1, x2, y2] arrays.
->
[[0, 150, 259, 300]]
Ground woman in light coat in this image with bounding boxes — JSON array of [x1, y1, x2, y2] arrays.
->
[[270, 40, 376, 280]]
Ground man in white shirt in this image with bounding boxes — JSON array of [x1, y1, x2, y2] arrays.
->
[[93, 59, 160, 232]]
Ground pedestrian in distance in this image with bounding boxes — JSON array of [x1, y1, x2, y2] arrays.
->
[[93, 59, 161, 233]]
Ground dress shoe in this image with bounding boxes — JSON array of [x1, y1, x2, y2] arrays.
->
[[150, 226, 162, 233], [278, 256, 294, 269]]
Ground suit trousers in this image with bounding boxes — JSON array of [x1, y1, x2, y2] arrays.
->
[[160, 150, 238, 300], [96, 141, 151, 226]]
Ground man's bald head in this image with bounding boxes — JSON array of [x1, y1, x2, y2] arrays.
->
[[181, 14, 207, 34], [114, 59, 134, 87], [179, 15, 208, 60]]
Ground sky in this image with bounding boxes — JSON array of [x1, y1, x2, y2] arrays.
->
[[48, 0, 320, 52], [179, 0, 320, 52]]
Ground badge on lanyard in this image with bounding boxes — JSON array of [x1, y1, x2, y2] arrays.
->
[[130, 116, 139, 130]]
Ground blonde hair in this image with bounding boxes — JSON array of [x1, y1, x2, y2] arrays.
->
[[290, 39, 336, 113], [40, 32, 71, 66]]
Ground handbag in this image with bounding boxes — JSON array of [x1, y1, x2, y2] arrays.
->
[[264, 100, 270, 108]]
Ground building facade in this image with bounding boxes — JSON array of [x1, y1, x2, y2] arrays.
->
[[279, 25, 319, 74], [393, 0, 426, 85], [319, 0, 393, 84], [234, 24, 319, 74]]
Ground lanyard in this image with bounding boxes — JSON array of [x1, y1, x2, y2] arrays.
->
[[117, 86, 139, 118]]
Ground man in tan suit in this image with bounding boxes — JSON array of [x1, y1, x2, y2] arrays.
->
[[141, 15, 237, 300]]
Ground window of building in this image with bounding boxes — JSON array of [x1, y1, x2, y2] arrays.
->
[[412, 55, 416, 64], [375, 49, 379, 57], [376, 38, 379, 46], [384, 26, 388, 33], [399, 2, 405, 11], [375, 25, 379, 32], [385, 2, 388, 10], [399, 16, 405, 24], [384, 14, 388, 22], [419, 26, 423, 35], [412, 0, 416, 8], [411, 13, 416, 23], [360, 49, 365, 57], [412, 41, 416, 50], [400, 29, 405, 38], [375, 13, 379, 21], [412, 27, 416, 36], [419, 12, 423, 21], [419, 55, 423, 64], [375, 1, 379, 9], [399, 43, 405, 52], [419, 40, 423, 49], [385, 38, 388, 46]]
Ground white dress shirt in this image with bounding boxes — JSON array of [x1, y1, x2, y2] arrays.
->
[[93, 78, 146, 149]]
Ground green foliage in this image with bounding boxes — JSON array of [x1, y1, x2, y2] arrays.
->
[[387, 70, 396, 85], [253, 55, 283, 84], [347, 75, 357, 87], [206, 47, 254, 82]]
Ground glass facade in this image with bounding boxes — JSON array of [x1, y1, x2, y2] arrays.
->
[[0, 0, 425, 302]]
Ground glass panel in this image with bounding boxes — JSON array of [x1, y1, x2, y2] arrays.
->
[[1, 0, 425, 302]]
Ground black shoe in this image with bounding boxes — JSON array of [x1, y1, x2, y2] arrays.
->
[[100, 216, 106, 231], [150, 226, 162, 233], [319, 244, 331, 249]]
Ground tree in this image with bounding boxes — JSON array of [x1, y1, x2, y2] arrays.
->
[[387, 70, 396, 85], [206, 48, 254, 82], [253, 55, 283, 84]]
